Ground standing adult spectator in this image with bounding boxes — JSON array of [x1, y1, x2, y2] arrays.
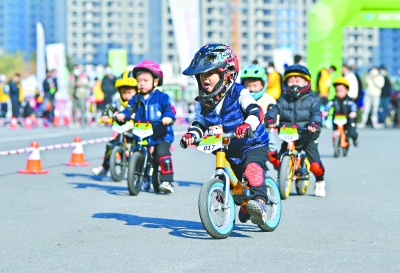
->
[[393, 70, 400, 127], [379, 65, 392, 127], [100, 64, 117, 110], [42, 69, 58, 125], [351, 65, 364, 106], [342, 64, 359, 103], [315, 65, 336, 106], [358, 67, 384, 129], [69, 65, 90, 128], [8, 73, 22, 118], [0, 74, 10, 118], [266, 62, 282, 100]]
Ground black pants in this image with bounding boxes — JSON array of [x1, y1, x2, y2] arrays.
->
[[230, 146, 269, 203], [279, 138, 325, 181], [153, 141, 174, 182], [11, 100, 20, 117], [0, 102, 7, 117], [333, 118, 358, 141]]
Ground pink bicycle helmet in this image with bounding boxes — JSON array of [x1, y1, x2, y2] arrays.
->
[[132, 60, 164, 86]]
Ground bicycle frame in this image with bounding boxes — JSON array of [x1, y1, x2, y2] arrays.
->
[[212, 138, 250, 208], [333, 124, 349, 148]]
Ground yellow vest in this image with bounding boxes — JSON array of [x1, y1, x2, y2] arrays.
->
[[267, 71, 282, 100], [0, 84, 10, 103], [317, 68, 331, 97]]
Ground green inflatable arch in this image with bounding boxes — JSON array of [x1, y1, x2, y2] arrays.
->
[[307, 0, 400, 96]]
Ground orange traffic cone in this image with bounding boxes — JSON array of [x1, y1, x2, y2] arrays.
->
[[66, 137, 89, 166], [53, 115, 60, 127], [25, 117, 33, 129], [18, 142, 49, 174], [9, 116, 18, 129]]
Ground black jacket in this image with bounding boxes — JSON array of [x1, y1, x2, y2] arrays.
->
[[325, 95, 358, 117], [265, 90, 322, 139], [381, 75, 392, 97], [101, 76, 117, 98]]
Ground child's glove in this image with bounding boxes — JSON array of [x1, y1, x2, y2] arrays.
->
[[180, 132, 197, 149], [235, 123, 253, 138], [308, 122, 320, 133], [265, 118, 276, 128]]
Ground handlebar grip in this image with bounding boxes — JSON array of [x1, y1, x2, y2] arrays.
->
[[180, 139, 188, 149], [245, 128, 254, 138]]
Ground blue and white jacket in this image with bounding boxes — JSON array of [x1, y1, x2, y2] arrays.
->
[[190, 83, 269, 165], [120, 90, 175, 146]]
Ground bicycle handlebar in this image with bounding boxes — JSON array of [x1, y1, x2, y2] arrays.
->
[[180, 129, 253, 149], [275, 124, 321, 134]]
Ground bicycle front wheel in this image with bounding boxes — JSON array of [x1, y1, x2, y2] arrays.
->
[[127, 152, 144, 196], [198, 178, 235, 239], [278, 155, 293, 200], [109, 145, 126, 182]]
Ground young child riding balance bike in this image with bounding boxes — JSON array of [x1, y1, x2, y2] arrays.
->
[[181, 43, 271, 225], [265, 64, 326, 197]]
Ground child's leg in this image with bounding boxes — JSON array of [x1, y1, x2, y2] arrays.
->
[[345, 118, 358, 141], [154, 141, 174, 182], [102, 139, 116, 170], [303, 141, 325, 181], [242, 146, 269, 203], [267, 130, 280, 170]]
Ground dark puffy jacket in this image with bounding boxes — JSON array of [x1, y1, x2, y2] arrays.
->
[[121, 89, 175, 146], [265, 90, 322, 139]]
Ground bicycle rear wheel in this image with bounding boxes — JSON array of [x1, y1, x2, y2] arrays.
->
[[258, 176, 282, 232]]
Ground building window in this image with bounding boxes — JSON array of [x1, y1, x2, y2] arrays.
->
[[168, 55, 174, 61], [263, 21, 271, 27], [263, 9, 271, 15], [243, 20, 248, 27], [207, 8, 213, 13], [264, 0, 271, 3], [263, 33, 271, 39], [243, 44, 248, 50], [168, 31, 174, 37], [264, 44, 272, 50], [243, 32, 248, 38], [207, 19, 213, 26], [168, 43, 174, 49], [207, 31, 213, 38]]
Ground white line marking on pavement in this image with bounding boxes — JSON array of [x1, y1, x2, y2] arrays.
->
[[0, 129, 108, 143]]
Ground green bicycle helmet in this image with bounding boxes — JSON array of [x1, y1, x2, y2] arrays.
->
[[240, 64, 267, 101]]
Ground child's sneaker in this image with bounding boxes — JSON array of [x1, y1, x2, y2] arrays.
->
[[314, 181, 326, 197], [246, 199, 267, 226], [92, 166, 107, 176], [159, 181, 174, 193], [238, 206, 250, 223]]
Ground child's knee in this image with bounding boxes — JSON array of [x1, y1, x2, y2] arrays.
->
[[310, 162, 324, 176], [158, 155, 173, 174], [244, 162, 264, 187]]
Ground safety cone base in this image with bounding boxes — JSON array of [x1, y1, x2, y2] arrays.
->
[[66, 161, 90, 166], [18, 169, 49, 174]]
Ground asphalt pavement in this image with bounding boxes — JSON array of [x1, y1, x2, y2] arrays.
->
[[0, 124, 399, 272]]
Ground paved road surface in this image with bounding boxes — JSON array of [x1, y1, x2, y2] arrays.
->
[[0, 125, 399, 272]]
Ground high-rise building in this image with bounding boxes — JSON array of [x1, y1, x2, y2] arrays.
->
[[342, 27, 380, 72], [0, 0, 65, 58], [379, 29, 400, 76]]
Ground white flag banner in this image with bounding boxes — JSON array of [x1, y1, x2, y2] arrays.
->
[[168, 0, 200, 83], [46, 43, 69, 99], [36, 22, 46, 93]]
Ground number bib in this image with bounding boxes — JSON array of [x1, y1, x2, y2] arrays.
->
[[132, 123, 153, 138], [279, 127, 299, 142], [198, 135, 223, 154], [333, 115, 347, 126], [112, 122, 133, 134]]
